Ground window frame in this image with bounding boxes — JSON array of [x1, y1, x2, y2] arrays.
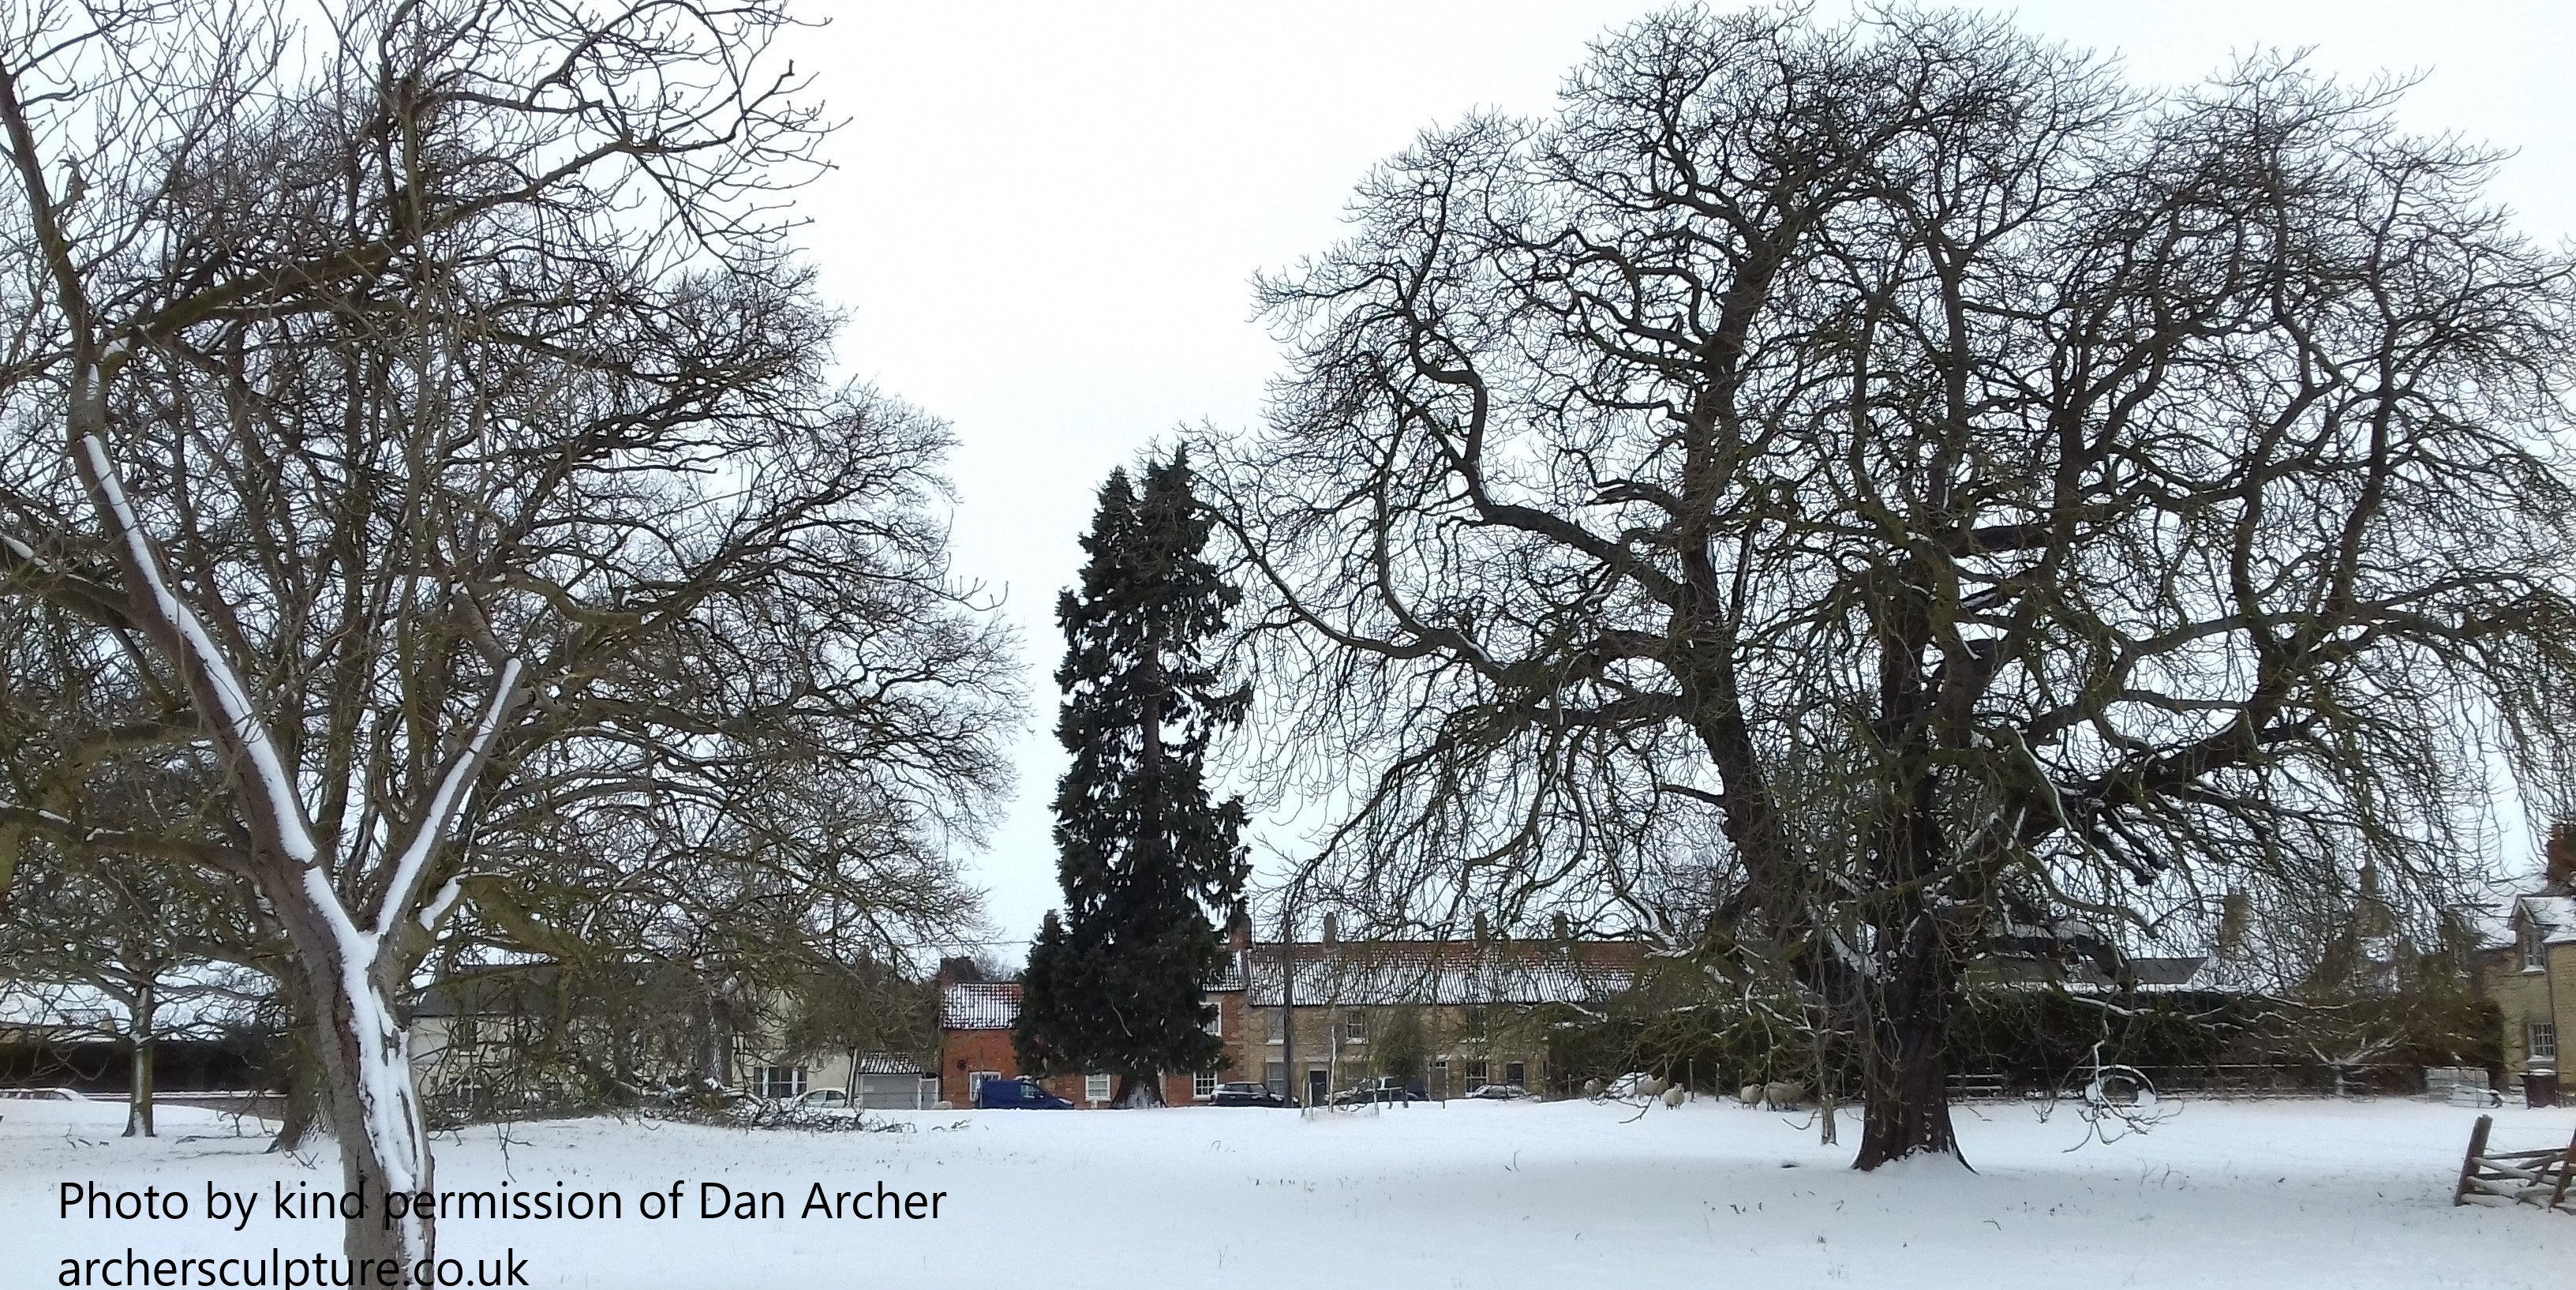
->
[[1193, 1071, 1219, 1100], [2525, 924, 2548, 972], [1085, 1072, 1113, 1104], [2533, 1022, 2559, 1063], [756, 1065, 807, 1101]]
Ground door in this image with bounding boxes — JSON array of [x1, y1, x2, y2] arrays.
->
[[1306, 1068, 1327, 1106]]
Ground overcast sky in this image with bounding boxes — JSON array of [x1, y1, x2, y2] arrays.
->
[[782, 1, 2576, 955]]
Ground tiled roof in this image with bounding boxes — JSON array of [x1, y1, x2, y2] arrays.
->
[[1237, 940, 1641, 1007], [941, 982, 1022, 1029], [854, 1051, 934, 1074]]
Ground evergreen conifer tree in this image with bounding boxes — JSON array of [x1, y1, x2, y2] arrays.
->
[[1014, 448, 1248, 1105]]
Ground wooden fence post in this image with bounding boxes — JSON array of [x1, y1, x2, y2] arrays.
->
[[2454, 1115, 2494, 1207]]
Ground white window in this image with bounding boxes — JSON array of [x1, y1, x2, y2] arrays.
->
[[755, 1066, 807, 1100], [1342, 1010, 1367, 1044], [1266, 1008, 1285, 1044], [1085, 1073, 1113, 1103], [1204, 1002, 1223, 1037], [2526, 924, 2549, 972], [1193, 1071, 1219, 1100], [968, 1070, 1001, 1098], [2534, 1023, 2559, 1063]]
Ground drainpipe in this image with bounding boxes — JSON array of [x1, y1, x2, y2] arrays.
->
[[1279, 902, 1297, 1105]]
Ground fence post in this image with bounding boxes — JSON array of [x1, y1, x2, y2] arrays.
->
[[2454, 1115, 2494, 1206]]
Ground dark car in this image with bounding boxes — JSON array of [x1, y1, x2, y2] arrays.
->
[[974, 1077, 1075, 1110], [1327, 1077, 1428, 1106], [1208, 1081, 1294, 1108]]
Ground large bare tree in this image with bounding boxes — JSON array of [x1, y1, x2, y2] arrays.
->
[[1214, 6, 2576, 1169], [0, 0, 1014, 1266]]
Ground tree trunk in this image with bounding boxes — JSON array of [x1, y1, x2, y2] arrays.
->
[[1114, 1072, 1165, 1108], [269, 988, 321, 1154], [297, 947, 435, 1269], [124, 982, 155, 1138], [1852, 909, 1962, 1170]]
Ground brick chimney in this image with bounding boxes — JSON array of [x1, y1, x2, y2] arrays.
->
[[1321, 911, 1338, 945], [2545, 819, 2576, 894]]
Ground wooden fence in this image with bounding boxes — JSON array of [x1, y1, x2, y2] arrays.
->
[[2451, 1116, 2575, 1213]]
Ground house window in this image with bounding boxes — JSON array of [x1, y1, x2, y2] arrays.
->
[[2526, 925, 2549, 972], [755, 1066, 807, 1100], [1342, 1010, 1367, 1044], [1086, 1073, 1113, 1103], [968, 1070, 1001, 1099], [1464, 1005, 1489, 1040], [2534, 1023, 2559, 1063], [1267, 1008, 1285, 1044], [1505, 1061, 1526, 1089], [1465, 1059, 1488, 1087], [1204, 1003, 1223, 1037], [1194, 1071, 1219, 1100], [1264, 1061, 1286, 1096]]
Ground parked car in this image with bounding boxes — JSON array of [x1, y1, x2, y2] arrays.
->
[[1327, 1077, 1428, 1106], [974, 1077, 1075, 1110], [1208, 1081, 1294, 1108], [794, 1089, 852, 1110], [1465, 1083, 1533, 1101]]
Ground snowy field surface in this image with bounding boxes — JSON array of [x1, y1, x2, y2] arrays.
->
[[4, 1093, 2570, 1288]]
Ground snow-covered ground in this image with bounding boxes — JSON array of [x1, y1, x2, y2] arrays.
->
[[5, 1093, 2569, 1288]]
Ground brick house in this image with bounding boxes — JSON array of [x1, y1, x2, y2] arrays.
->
[[1222, 920, 1642, 1104], [933, 920, 1641, 1107], [934, 977, 1208, 1107], [2486, 891, 2571, 1103]]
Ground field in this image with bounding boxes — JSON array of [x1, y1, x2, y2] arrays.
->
[[5, 1091, 2570, 1288]]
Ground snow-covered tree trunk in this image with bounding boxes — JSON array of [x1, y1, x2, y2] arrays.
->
[[72, 408, 519, 1267]]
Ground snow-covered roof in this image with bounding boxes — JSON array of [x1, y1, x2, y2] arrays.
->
[[854, 1052, 934, 1075], [941, 982, 1022, 1029], [2515, 895, 2576, 946], [1239, 941, 1640, 1007], [0, 969, 264, 1033], [1975, 954, 2219, 995]]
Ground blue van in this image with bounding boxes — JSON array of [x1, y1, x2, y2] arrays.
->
[[974, 1077, 1075, 1109]]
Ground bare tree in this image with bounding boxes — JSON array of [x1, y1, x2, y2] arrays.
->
[[0, 0, 1014, 1266], [1213, 6, 2576, 1169]]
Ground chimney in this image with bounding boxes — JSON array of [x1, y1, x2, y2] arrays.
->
[[1552, 911, 1571, 941], [1472, 911, 1490, 943], [1226, 902, 1252, 951], [2216, 891, 2251, 960], [2545, 819, 2576, 893], [1321, 912, 1338, 945]]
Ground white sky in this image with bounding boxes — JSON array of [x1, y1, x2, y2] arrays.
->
[[785, 1, 2576, 955]]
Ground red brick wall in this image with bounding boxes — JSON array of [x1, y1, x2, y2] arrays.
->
[[938, 1027, 1215, 1107], [938, 1029, 1019, 1106]]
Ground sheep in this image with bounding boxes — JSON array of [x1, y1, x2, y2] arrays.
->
[[1760, 1081, 1808, 1109], [1661, 1085, 1687, 1108]]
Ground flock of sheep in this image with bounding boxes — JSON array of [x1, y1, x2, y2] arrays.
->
[[1582, 1074, 1811, 1110]]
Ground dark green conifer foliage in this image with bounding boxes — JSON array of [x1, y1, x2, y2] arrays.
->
[[1014, 448, 1248, 1104]]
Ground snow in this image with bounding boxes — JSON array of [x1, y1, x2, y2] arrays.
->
[[940, 982, 1022, 1028], [6, 1096, 2568, 1288], [81, 433, 316, 869]]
